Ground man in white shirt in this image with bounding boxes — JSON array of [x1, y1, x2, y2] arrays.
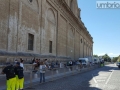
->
[[39, 61, 47, 83], [20, 58, 24, 69]]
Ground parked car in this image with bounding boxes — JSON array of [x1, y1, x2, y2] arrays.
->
[[116, 62, 120, 66], [117, 62, 120, 68], [93, 58, 100, 64], [78, 58, 89, 66]]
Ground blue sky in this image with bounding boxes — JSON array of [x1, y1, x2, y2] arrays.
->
[[77, 0, 120, 57]]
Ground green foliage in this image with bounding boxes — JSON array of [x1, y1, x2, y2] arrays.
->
[[93, 55, 98, 57], [112, 57, 119, 62], [117, 56, 120, 62], [102, 54, 111, 62]]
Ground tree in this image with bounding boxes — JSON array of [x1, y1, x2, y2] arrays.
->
[[117, 56, 120, 62], [112, 57, 119, 62], [102, 54, 111, 62], [93, 55, 98, 57]]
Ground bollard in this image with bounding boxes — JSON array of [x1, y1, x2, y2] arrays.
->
[[76, 65, 79, 73], [51, 69, 54, 81], [76, 65, 78, 70], [72, 66, 75, 75], [34, 73, 38, 79], [69, 67, 71, 71], [71, 66, 73, 75], [29, 71, 33, 88], [63, 67, 66, 77], [76, 65, 79, 74], [56, 69, 59, 74]]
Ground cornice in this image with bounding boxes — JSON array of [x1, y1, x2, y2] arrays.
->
[[53, 0, 93, 43]]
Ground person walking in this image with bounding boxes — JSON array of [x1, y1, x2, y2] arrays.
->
[[39, 61, 47, 83], [1, 62, 16, 90], [14, 62, 24, 90]]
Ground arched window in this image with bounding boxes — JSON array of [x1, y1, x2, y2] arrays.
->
[[47, 8, 56, 54]]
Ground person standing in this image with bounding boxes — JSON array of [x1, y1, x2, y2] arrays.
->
[[69, 60, 73, 71], [51, 61, 55, 70], [39, 61, 47, 83], [33, 59, 40, 70], [14, 60, 18, 66], [20, 58, 24, 69], [44, 59, 49, 68], [14, 62, 24, 90], [1, 62, 16, 90]]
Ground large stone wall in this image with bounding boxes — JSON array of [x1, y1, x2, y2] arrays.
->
[[0, 0, 9, 51], [17, 0, 40, 53], [58, 14, 67, 57], [0, 0, 93, 63], [75, 31, 80, 60], [67, 24, 74, 59]]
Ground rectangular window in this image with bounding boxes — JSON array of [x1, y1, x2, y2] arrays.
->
[[49, 41, 52, 53], [28, 33, 34, 50]]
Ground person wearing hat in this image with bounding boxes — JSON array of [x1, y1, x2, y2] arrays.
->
[[1, 62, 16, 90], [14, 62, 24, 90]]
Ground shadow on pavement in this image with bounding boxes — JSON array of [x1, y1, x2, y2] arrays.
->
[[24, 65, 104, 90], [1, 64, 117, 90], [24, 64, 117, 90]]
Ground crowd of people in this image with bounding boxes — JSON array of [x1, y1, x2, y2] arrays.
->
[[1, 58, 98, 90], [31, 59, 84, 71], [1, 58, 49, 90]]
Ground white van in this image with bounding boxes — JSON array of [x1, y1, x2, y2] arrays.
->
[[78, 58, 89, 66], [93, 57, 100, 64]]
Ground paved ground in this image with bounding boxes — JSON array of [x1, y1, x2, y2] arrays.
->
[[25, 64, 120, 90], [0, 65, 96, 90]]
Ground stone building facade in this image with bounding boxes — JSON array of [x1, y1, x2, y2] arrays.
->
[[0, 0, 93, 62]]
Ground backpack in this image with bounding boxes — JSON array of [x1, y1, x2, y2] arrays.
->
[[37, 62, 40, 67], [41, 65, 46, 71], [17, 67, 24, 79], [7, 66, 15, 80]]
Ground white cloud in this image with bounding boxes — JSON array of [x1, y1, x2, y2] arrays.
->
[[97, 53, 119, 57], [108, 53, 119, 57], [98, 53, 106, 56]]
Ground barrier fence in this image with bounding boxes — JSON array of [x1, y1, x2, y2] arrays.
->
[[0, 63, 102, 89]]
